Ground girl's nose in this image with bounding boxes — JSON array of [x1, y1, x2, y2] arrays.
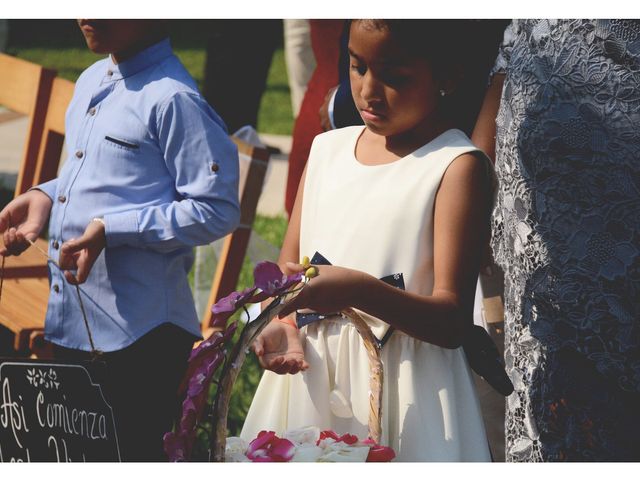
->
[[360, 71, 381, 103]]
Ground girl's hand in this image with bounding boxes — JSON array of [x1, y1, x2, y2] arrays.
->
[[279, 263, 367, 318], [252, 318, 309, 375], [0, 189, 53, 256], [58, 219, 106, 285]]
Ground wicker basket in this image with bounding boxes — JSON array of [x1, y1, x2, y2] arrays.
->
[[208, 302, 384, 461]]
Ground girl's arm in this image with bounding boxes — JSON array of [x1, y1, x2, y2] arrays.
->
[[280, 152, 492, 349]]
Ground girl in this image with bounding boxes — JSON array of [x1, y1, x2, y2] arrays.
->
[[241, 20, 493, 461]]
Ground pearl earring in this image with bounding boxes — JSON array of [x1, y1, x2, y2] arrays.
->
[[439, 89, 446, 97]]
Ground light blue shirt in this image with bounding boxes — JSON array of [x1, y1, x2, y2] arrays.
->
[[37, 38, 240, 352]]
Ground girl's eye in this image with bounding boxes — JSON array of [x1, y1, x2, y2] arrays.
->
[[350, 63, 367, 76], [380, 71, 410, 87]]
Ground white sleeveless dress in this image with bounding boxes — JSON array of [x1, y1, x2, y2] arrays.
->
[[241, 126, 491, 461]]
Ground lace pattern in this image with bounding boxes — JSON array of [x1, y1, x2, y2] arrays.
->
[[492, 19, 640, 461]]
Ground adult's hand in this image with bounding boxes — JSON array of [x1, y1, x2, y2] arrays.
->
[[58, 219, 106, 285], [318, 85, 338, 132], [0, 189, 53, 256]]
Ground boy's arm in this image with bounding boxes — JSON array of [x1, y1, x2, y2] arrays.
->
[[102, 92, 241, 252]]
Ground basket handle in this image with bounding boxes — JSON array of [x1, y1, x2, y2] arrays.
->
[[342, 308, 383, 444]]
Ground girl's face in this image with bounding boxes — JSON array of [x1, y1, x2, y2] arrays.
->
[[349, 22, 441, 139]]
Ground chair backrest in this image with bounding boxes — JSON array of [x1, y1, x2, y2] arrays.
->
[[201, 138, 270, 332], [32, 77, 75, 186], [0, 53, 56, 197]]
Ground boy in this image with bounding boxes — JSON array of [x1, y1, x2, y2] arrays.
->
[[0, 19, 240, 460]]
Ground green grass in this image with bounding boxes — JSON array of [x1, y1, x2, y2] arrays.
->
[[257, 49, 295, 135], [9, 46, 294, 136]]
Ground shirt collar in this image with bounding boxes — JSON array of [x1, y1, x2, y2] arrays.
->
[[104, 37, 172, 81]]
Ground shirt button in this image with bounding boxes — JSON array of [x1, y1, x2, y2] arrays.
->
[[107, 70, 113, 76], [52, 240, 59, 250], [210, 163, 219, 173], [58, 195, 66, 203], [53, 285, 60, 293], [88, 107, 96, 116], [75, 150, 84, 159]]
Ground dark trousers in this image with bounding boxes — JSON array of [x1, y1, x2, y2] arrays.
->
[[202, 19, 281, 134], [53, 323, 197, 462]]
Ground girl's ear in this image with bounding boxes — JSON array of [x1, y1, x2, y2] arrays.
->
[[439, 63, 465, 96]]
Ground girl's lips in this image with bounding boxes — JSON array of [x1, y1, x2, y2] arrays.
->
[[360, 110, 385, 122]]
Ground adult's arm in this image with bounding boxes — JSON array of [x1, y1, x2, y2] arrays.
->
[[470, 74, 505, 163]]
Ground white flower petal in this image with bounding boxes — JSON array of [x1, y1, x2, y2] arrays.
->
[[291, 445, 325, 462], [283, 426, 320, 445]]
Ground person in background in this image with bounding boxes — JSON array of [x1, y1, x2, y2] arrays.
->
[[284, 20, 345, 217], [202, 20, 281, 135], [472, 19, 640, 461], [0, 19, 240, 461], [283, 19, 316, 119]]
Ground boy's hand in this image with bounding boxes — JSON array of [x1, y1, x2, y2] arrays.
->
[[0, 190, 53, 256], [279, 264, 367, 318], [58, 219, 106, 285], [253, 318, 309, 375]]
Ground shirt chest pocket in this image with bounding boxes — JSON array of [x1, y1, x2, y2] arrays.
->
[[98, 133, 154, 182], [103, 134, 141, 154]]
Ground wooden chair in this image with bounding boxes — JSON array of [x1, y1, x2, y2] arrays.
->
[[0, 53, 56, 197], [1, 77, 75, 281], [0, 54, 60, 353], [32, 77, 75, 187], [200, 138, 270, 334]]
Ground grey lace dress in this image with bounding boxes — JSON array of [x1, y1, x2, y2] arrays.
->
[[491, 19, 640, 461]]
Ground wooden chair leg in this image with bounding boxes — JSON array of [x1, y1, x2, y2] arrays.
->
[[29, 330, 53, 359]]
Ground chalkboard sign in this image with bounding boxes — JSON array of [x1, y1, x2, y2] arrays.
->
[[0, 359, 121, 462]]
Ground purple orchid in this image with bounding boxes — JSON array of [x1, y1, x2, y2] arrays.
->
[[187, 349, 225, 398], [189, 321, 237, 364], [252, 261, 302, 302], [165, 260, 305, 462], [211, 286, 258, 328], [163, 431, 188, 462]]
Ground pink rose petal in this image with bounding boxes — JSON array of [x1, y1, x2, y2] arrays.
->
[[270, 437, 296, 461]]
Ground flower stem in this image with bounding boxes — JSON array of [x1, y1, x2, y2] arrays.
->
[[209, 296, 287, 461]]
